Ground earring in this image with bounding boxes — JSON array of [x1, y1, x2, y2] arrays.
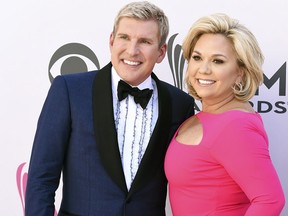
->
[[236, 82, 243, 92]]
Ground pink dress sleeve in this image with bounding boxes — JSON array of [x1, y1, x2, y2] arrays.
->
[[211, 115, 285, 215]]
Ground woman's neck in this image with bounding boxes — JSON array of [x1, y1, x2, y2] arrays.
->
[[201, 95, 252, 114]]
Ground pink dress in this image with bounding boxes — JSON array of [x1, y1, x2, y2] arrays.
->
[[164, 111, 285, 216]]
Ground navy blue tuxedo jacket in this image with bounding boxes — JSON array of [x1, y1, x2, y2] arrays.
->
[[25, 62, 194, 216]]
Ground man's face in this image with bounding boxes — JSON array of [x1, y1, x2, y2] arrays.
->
[[109, 17, 167, 86]]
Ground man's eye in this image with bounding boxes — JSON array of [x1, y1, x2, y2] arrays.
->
[[119, 35, 128, 40], [140, 39, 151, 44]]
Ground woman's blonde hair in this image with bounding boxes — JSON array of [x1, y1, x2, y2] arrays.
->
[[182, 13, 264, 101]]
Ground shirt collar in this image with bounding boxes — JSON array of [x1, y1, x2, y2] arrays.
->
[[111, 67, 153, 92]]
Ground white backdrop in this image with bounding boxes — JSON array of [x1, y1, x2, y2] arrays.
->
[[1, 0, 287, 215]]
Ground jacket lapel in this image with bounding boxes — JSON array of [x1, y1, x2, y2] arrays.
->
[[93, 66, 172, 197], [92, 62, 128, 194], [127, 73, 172, 198]]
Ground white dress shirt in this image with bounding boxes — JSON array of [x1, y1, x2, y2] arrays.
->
[[111, 67, 159, 190]]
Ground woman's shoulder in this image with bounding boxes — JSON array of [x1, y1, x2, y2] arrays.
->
[[197, 110, 265, 133]]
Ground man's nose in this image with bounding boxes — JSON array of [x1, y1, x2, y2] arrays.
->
[[127, 41, 139, 56]]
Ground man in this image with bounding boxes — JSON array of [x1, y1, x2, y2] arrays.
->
[[25, 1, 194, 215]]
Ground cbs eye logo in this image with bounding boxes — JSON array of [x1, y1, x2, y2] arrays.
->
[[48, 43, 100, 83]]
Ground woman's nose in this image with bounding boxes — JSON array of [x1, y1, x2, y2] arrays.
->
[[198, 62, 211, 74]]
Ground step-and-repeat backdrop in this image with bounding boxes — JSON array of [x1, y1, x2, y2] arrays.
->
[[1, 0, 287, 215]]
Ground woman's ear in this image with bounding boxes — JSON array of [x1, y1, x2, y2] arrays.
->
[[236, 67, 245, 83]]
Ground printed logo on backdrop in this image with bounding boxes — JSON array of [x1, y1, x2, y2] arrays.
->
[[16, 163, 58, 215], [48, 43, 100, 82], [167, 33, 287, 114], [167, 34, 185, 90], [253, 62, 287, 113]]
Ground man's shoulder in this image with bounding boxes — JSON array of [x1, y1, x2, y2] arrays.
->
[[52, 71, 98, 89], [158, 79, 190, 96], [62, 70, 97, 79], [152, 73, 185, 92]]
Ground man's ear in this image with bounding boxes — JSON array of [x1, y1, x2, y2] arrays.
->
[[109, 33, 114, 49], [156, 43, 167, 63]]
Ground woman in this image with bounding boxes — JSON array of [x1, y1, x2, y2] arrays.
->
[[164, 13, 285, 215]]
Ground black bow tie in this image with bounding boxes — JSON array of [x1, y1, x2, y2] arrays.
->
[[117, 80, 153, 109]]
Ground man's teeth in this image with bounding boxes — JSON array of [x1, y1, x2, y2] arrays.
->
[[124, 60, 140, 65]]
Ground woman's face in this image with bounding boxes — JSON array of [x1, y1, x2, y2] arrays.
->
[[187, 33, 242, 103]]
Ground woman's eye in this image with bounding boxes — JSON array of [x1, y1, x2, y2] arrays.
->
[[213, 59, 224, 64], [191, 55, 201, 61]]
